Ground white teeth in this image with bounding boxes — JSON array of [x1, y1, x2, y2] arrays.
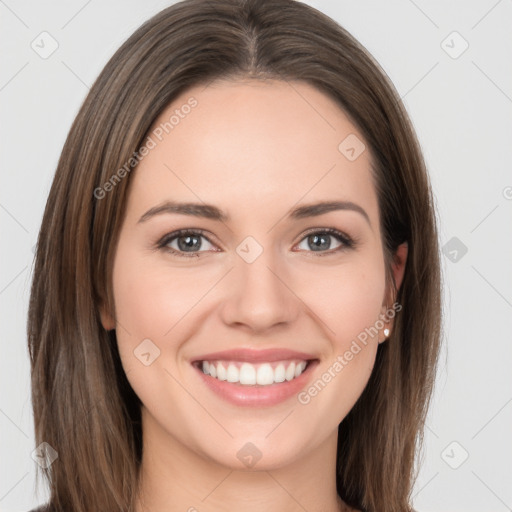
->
[[216, 362, 227, 381], [239, 363, 256, 385], [285, 362, 296, 381], [295, 361, 307, 377], [256, 363, 274, 385], [274, 363, 286, 383], [200, 359, 309, 386], [226, 364, 239, 383]]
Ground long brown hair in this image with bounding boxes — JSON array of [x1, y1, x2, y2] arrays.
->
[[27, 1, 442, 510]]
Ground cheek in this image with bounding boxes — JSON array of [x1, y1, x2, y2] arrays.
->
[[110, 249, 208, 416], [296, 267, 385, 419], [114, 266, 192, 333], [298, 254, 386, 343], [110, 245, 200, 371], [299, 254, 385, 395], [113, 243, 386, 356], [112, 228, 212, 331]]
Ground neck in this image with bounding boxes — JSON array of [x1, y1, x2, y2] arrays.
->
[[135, 407, 349, 512]]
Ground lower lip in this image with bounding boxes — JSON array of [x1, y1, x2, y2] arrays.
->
[[193, 361, 318, 407]]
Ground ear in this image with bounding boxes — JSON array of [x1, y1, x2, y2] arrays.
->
[[99, 301, 116, 331], [391, 241, 408, 293], [379, 241, 408, 343]]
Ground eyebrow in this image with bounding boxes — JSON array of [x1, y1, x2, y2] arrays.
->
[[138, 200, 371, 226]]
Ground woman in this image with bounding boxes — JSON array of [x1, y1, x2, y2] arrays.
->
[[27, 0, 442, 511]]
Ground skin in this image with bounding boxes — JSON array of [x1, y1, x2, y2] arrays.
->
[[100, 79, 407, 512]]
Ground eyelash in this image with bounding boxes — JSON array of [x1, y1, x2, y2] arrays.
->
[[156, 227, 357, 259]]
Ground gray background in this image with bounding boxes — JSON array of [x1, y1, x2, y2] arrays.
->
[[1, 1, 511, 511]]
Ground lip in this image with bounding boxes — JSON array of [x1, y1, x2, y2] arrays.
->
[[191, 348, 318, 364], [191, 349, 320, 407]]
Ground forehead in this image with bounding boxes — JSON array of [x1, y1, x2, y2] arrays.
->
[[128, 79, 378, 227]]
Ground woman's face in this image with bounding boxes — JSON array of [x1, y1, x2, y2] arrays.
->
[[101, 79, 406, 471]]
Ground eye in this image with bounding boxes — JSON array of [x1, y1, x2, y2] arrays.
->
[[294, 228, 355, 256], [156, 227, 356, 259], [157, 229, 218, 258]]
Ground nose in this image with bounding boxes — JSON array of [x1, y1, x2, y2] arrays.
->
[[219, 246, 300, 334]]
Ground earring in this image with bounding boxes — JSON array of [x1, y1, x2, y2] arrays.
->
[[383, 327, 390, 338]]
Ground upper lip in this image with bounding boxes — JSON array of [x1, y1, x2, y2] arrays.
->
[[192, 348, 318, 363]]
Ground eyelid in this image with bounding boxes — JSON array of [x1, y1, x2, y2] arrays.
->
[[297, 226, 352, 244]]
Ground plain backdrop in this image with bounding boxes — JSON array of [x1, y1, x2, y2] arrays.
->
[[1, 1, 511, 511]]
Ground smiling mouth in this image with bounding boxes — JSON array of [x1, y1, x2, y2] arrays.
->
[[193, 359, 313, 386]]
